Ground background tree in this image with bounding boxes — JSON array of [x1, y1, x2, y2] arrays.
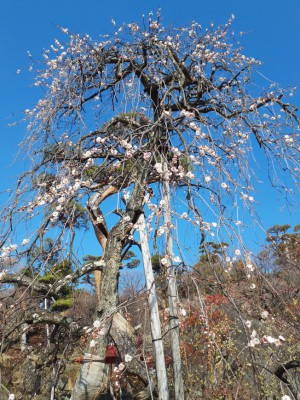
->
[[265, 224, 300, 271], [1, 11, 300, 399]]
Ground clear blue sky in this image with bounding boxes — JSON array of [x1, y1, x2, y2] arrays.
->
[[1, 0, 300, 254]]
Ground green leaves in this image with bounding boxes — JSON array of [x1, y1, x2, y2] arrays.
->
[[51, 297, 73, 311]]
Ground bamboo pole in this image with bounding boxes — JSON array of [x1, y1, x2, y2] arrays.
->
[[138, 213, 170, 400], [162, 159, 184, 399]]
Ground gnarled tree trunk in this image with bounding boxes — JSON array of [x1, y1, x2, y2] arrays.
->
[[71, 171, 150, 399], [70, 234, 122, 400]]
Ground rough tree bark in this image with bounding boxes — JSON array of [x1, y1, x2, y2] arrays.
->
[[70, 243, 122, 399]]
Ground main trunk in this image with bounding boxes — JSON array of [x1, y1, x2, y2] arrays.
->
[[71, 238, 122, 400]]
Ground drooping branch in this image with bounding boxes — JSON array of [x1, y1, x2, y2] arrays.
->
[[1, 310, 72, 352]]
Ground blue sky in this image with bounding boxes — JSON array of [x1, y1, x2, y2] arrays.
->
[[1, 0, 300, 255]]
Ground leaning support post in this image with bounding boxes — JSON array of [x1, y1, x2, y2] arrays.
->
[[138, 212, 170, 400], [162, 159, 185, 400]]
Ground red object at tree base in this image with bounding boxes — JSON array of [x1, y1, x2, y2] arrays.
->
[[105, 345, 118, 364]]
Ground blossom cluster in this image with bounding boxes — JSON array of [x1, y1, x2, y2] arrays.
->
[[247, 327, 286, 348], [0, 244, 17, 259]]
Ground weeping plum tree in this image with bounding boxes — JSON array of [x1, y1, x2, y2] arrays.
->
[[1, 11, 300, 399]]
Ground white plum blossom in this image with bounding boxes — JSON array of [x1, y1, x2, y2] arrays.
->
[[52, 211, 59, 218], [143, 152, 151, 160], [154, 162, 163, 174], [204, 176, 211, 183], [180, 109, 194, 119], [261, 335, 280, 346], [125, 150, 134, 158], [73, 181, 81, 191], [123, 191, 130, 201], [1, 245, 17, 257], [149, 21, 159, 30], [181, 308, 187, 317], [246, 263, 254, 272], [266, 336, 276, 344], [250, 330, 257, 339], [189, 122, 198, 131], [0, 270, 8, 281], [162, 110, 171, 118], [173, 256, 181, 263], [186, 171, 195, 179], [261, 310, 269, 319], [249, 284, 256, 290], [21, 238, 30, 246], [245, 320, 252, 328], [120, 140, 133, 150], [85, 158, 94, 168], [160, 257, 168, 266], [93, 320, 101, 328], [235, 249, 241, 256], [90, 340, 96, 348], [83, 150, 92, 158], [284, 135, 294, 143], [124, 354, 133, 362], [118, 362, 126, 371], [248, 338, 260, 347], [221, 182, 228, 189], [157, 227, 165, 237]]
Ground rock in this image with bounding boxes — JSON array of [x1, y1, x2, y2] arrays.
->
[[63, 364, 82, 392]]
